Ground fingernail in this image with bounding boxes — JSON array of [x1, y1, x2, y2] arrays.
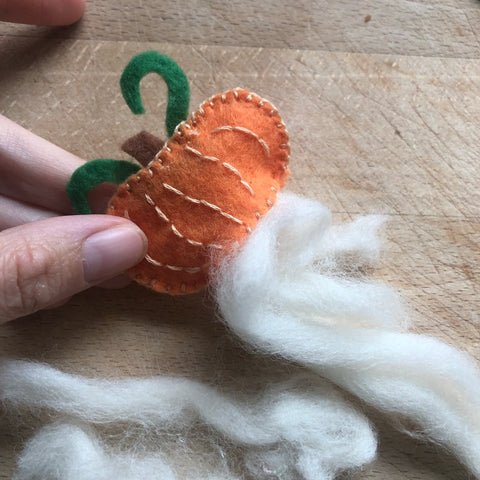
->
[[82, 226, 147, 283]]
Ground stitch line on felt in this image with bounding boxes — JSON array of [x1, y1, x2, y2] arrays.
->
[[169, 224, 225, 251], [185, 145, 219, 163], [145, 254, 204, 273], [211, 126, 270, 157], [162, 182, 245, 226], [144, 193, 155, 206], [171, 224, 183, 238], [211, 89, 283, 119], [184, 144, 255, 197], [185, 89, 284, 134], [222, 162, 255, 196], [231, 89, 281, 119], [142, 193, 223, 250], [155, 206, 169, 222]]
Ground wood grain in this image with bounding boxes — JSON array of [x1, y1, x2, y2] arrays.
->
[[0, 1, 479, 479], [1, 1, 480, 57]]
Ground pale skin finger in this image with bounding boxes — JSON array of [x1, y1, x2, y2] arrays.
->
[[0, 195, 135, 290], [0, 116, 139, 296], [0, 195, 57, 231], [0, 115, 123, 218], [0, 114, 88, 213], [0, 215, 147, 323], [0, 0, 86, 25]]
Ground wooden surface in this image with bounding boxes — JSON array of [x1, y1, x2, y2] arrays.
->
[[1, 0, 480, 478]]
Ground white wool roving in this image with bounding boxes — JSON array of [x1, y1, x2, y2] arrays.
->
[[0, 360, 376, 480], [13, 423, 177, 480], [215, 192, 480, 478]]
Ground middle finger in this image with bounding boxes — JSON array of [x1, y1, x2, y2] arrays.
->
[[0, 115, 119, 215], [0, 194, 58, 231], [0, 114, 86, 213]]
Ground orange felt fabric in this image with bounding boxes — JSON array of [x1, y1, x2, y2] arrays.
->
[[107, 88, 290, 294]]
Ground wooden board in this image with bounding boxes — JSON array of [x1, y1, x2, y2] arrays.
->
[[0, 1, 479, 479]]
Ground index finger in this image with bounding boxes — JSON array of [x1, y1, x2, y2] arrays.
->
[[0, 115, 116, 215], [0, 0, 85, 25]]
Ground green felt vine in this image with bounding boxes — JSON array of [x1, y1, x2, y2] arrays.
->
[[66, 159, 140, 214], [66, 52, 189, 216], [120, 51, 190, 137]]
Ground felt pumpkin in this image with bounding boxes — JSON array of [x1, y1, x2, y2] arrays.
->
[[67, 52, 290, 294]]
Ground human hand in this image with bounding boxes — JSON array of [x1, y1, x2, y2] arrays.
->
[[0, 1, 146, 323], [0, 0, 86, 25], [0, 115, 148, 323]]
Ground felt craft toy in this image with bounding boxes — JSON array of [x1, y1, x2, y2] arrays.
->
[[67, 51, 290, 294], [6, 50, 475, 480]]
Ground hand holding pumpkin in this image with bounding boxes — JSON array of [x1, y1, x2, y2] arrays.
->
[[0, 115, 147, 323]]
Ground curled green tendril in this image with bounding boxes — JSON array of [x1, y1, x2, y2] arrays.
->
[[66, 159, 141, 215], [120, 51, 190, 137]]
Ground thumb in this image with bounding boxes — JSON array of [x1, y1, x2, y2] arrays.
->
[[0, 215, 147, 323]]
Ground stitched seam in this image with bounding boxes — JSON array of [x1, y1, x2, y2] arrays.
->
[[185, 144, 255, 196], [211, 125, 270, 157], [143, 193, 224, 250], [222, 162, 255, 196], [162, 182, 245, 226], [145, 254, 205, 274], [153, 88, 290, 166]]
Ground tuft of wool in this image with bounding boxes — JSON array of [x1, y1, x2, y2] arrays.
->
[[214, 192, 480, 478], [13, 423, 177, 480], [0, 361, 376, 480]]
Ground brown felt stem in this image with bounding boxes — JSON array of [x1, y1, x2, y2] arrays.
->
[[121, 131, 165, 167]]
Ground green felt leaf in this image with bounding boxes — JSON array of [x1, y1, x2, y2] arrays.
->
[[120, 51, 190, 137], [66, 159, 140, 214]]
